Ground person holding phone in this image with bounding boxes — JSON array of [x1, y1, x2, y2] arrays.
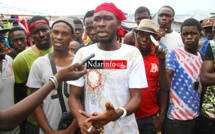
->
[[0, 62, 86, 131]]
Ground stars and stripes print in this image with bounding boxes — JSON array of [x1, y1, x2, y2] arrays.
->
[[166, 48, 203, 120]]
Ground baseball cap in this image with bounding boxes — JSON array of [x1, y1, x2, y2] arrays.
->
[[0, 26, 10, 33], [7, 21, 26, 31], [202, 17, 215, 28]]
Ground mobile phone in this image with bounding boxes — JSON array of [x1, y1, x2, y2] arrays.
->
[[150, 35, 159, 46], [82, 53, 95, 65], [193, 81, 199, 91]]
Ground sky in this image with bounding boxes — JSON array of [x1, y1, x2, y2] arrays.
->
[[0, 0, 214, 16]]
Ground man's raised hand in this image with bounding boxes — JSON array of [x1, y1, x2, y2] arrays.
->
[[55, 62, 87, 82]]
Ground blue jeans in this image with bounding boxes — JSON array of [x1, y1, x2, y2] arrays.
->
[[136, 113, 157, 134]]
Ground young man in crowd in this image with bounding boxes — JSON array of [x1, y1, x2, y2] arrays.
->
[[133, 19, 169, 134], [199, 20, 215, 134], [74, 10, 98, 54], [68, 40, 79, 54], [123, 6, 151, 46], [7, 26, 28, 133], [198, 17, 215, 54], [157, 6, 183, 51], [74, 19, 84, 44], [0, 22, 11, 54], [68, 2, 148, 134], [164, 18, 203, 134], [13, 15, 53, 134], [7, 27, 27, 59], [27, 17, 77, 134], [0, 26, 20, 134]]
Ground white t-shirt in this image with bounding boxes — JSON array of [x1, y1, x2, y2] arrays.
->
[[160, 30, 183, 50], [0, 55, 20, 134], [68, 44, 148, 134], [26, 55, 71, 134]]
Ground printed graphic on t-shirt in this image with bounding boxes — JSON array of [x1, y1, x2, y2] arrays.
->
[[87, 69, 102, 92], [150, 63, 158, 73], [86, 69, 103, 105], [6, 63, 14, 77]]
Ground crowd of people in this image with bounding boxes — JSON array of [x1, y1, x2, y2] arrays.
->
[[0, 2, 214, 134]]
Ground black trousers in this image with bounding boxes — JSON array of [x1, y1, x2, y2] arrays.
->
[[195, 113, 215, 134], [163, 117, 197, 134]]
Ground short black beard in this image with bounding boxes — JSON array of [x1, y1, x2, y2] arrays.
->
[[98, 29, 117, 44], [36, 41, 51, 50]]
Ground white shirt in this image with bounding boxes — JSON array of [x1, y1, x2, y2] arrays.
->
[[68, 44, 148, 134], [160, 30, 183, 50]]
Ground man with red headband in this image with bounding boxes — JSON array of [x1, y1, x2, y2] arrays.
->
[[68, 2, 147, 134], [13, 15, 53, 134]]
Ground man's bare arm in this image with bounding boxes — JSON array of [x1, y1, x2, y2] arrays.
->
[[0, 62, 86, 131], [151, 69, 173, 132], [0, 81, 55, 131], [152, 45, 170, 132], [123, 31, 135, 46], [123, 88, 142, 115], [69, 85, 88, 133], [154, 45, 170, 91], [201, 60, 215, 85]]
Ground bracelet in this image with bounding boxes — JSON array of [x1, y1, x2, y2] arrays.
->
[[49, 76, 59, 90], [119, 107, 127, 119]]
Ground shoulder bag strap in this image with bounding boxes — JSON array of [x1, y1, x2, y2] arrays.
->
[[48, 53, 67, 113], [32, 45, 44, 57]]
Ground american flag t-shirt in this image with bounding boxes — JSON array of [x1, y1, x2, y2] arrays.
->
[[166, 48, 203, 120]]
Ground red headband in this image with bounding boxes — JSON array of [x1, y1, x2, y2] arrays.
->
[[29, 21, 49, 30], [94, 2, 126, 22]]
